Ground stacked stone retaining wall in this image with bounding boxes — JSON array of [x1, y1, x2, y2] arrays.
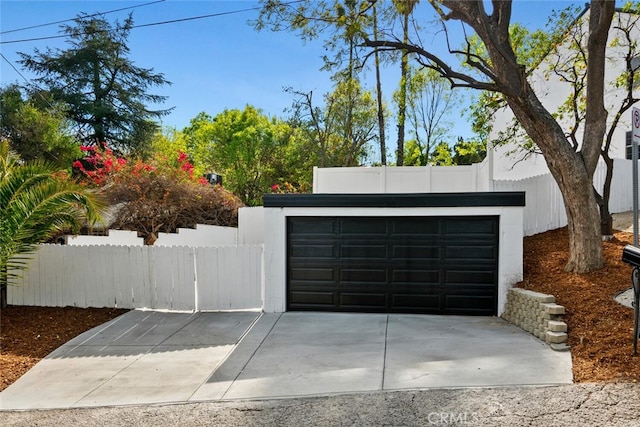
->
[[502, 288, 569, 351]]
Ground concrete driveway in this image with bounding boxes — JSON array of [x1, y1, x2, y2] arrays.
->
[[0, 310, 572, 410]]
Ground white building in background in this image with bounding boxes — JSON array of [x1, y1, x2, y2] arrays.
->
[[488, 6, 639, 180]]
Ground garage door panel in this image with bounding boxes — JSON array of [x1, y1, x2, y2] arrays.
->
[[445, 295, 495, 311], [289, 291, 335, 307], [391, 218, 440, 235], [340, 293, 387, 309], [391, 245, 440, 260], [391, 269, 440, 284], [391, 294, 441, 311], [445, 245, 497, 260], [340, 244, 387, 259], [289, 267, 335, 281], [288, 218, 337, 235], [289, 244, 337, 259], [340, 268, 387, 283], [445, 218, 497, 234], [445, 269, 496, 285], [340, 218, 388, 235]]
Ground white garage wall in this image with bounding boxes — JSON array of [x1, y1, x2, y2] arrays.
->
[[263, 206, 523, 316]]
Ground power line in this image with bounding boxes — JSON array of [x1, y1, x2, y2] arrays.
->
[[0, 1, 304, 45], [0, 0, 166, 35], [0, 52, 28, 81]]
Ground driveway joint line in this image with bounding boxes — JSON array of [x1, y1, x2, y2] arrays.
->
[[157, 311, 199, 346], [381, 314, 389, 390], [187, 312, 265, 402], [219, 312, 283, 400]]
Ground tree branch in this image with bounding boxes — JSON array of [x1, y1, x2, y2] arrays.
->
[[363, 39, 500, 92]]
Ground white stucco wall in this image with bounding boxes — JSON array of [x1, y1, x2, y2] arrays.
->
[[263, 206, 523, 316]]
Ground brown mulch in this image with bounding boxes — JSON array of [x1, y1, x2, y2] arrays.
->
[[519, 228, 639, 383], [0, 306, 128, 392], [0, 227, 638, 393]]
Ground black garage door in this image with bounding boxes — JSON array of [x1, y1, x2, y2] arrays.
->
[[287, 216, 498, 315]]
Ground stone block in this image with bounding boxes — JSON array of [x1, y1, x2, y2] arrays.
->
[[531, 293, 555, 303], [546, 331, 568, 344], [543, 303, 565, 315], [547, 320, 568, 332]]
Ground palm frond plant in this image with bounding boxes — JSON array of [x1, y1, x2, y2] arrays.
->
[[0, 141, 104, 308]]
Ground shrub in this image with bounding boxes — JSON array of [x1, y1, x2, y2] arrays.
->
[[73, 146, 243, 244]]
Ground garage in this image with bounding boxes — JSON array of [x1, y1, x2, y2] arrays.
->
[[287, 216, 498, 315], [262, 192, 525, 316]]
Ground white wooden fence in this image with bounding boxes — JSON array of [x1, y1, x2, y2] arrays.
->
[[7, 244, 263, 311], [313, 161, 492, 193], [313, 159, 636, 236], [495, 159, 635, 236]]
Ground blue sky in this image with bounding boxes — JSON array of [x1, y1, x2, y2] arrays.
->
[[1, 0, 584, 141]]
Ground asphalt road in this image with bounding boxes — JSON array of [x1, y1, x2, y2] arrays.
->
[[2, 383, 639, 426]]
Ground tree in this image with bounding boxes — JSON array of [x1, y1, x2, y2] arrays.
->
[[403, 67, 458, 165], [289, 79, 378, 168], [540, 5, 639, 238], [392, 0, 419, 166], [471, 5, 638, 238], [182, 106, 294, 206], [0, 85, 80, 167], [0, 141, 103, 308], [371, 1, 388, 165], [366, 1, 617, 273], [257, 0, 384, 162], [18, 13, 172, 153]]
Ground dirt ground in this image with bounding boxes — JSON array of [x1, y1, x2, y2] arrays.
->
[[0, 306, 128, 392], [1, 227, 639, 392]]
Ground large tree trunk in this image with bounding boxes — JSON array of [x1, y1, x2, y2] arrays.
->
[[560, 166, 604, 272], [505, 90, 604, 273], [595, 153, 615, 238]]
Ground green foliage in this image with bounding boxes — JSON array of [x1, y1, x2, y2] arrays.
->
[[453, 138, 486, 165], [430, 142, 453, 166], [18, 13, 172, 154], [290, 78, 378, 168], [0, 85, 80, 167], [403, 139, 425, 166], [256, 0, 373, 76], [179, 106, 297, 206], [469, 4, 638, 155], [402, 67, 458, 165], [465, 14, 565, 143], [405, 137, 485, 166], [148, 127, 189, 165], [0, 141, 103, 287]]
